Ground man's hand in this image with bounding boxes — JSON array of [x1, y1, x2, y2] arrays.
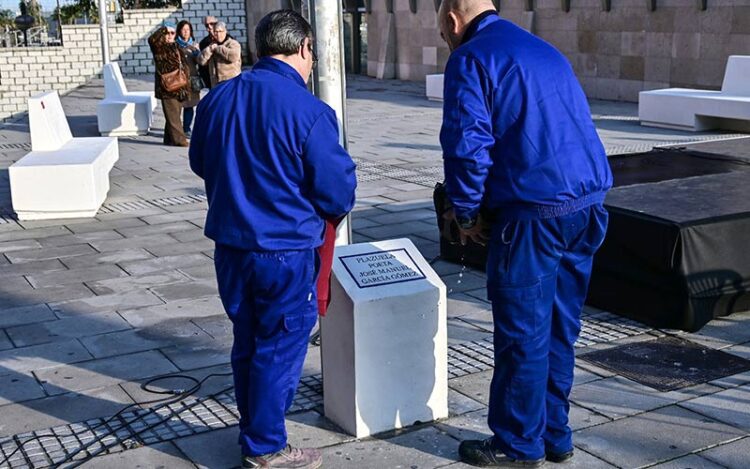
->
[[442, 209, 490, 246]]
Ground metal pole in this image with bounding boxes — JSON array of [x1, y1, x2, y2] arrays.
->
[[310, 0, 351, 245], [98, 0, 110, 64]]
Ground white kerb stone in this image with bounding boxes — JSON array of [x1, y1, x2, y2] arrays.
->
[[321, 238, 448, 438]]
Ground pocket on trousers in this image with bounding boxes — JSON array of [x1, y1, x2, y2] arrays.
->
[[489, 280, 543, 342]]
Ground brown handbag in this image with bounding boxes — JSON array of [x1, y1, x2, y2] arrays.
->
[[160, 48, 188, 93]]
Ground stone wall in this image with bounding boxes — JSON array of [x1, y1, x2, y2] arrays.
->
[[366, 0, 750, 101], [0, 1, 248, 122]]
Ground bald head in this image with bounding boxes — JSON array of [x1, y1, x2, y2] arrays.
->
[[438, 0, 496, 51]]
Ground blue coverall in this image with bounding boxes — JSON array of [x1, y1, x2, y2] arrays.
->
[[189, 57, 357, 457], [440, 12, 613, 461]]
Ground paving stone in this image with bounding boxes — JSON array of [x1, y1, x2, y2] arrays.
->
[[0, 339, 92, 373], [437, 408, 490, 443], [442, 272, 486, 295], [0, 303, 56, 328], [171, 229, 208, 243], [356, 220, 435, 239], [59, 248, 155, 269], [0, 225, 71, 243], [50, 291, 164, 317], [150, 280, 218, 303], [573, 366, 604, 386], [0, 329, 12, 351], [119, 363, 233, 406], [570, 376, 677, 419], [287, 411, 354, 449], [5, 244, 97, 263], [172, 426, 241, 469], [89, 234, 177, 252], [698, 436, 750, 469], [569, 402, 612, 431], [0, 370, 46, 406], [447, 318, 492, 344], [191, 315, 232, 340], [6, 312, 132, 347], [431, 260, 466, 276], [115, 221, 198, 239], [367, 209, 436, 225], [145, 239, 215, 257], [35, 350, 179, 395], [87, 270, 188, 295], [0, 385, 135, 437], [448, 388, 486, 417], [140, 210, 206, 226], [0, 257, 66, 280], [65, 218, 147, 234], [679, 386, 750, 432], [119, 253, 211, 276], [0, 238, 41, 253], [160, 340, 231, 371], [80, 320, 211, 359], [120, 297, 225, 328], [0, 275, 33, 295], [321, 426, 459, 469], [650, 453, 726, 469], [78, 441, 195, 468], [574, 405, 746, 468], [449, 370, 492, 405], [37, 230, 123, 248], [26, 265, 129, 288]]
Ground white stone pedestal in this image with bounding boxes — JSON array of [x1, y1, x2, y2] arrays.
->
[[426, 74, 444, 101], [321, 238, 448, 438]]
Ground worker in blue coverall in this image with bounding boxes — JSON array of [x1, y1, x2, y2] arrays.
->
[[188, 10, 356, 469], [438, 1, 612, 467]]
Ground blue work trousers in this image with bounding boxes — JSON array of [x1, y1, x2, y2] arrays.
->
[[486, 204, 608, 461], [214, 246, 318, 457]]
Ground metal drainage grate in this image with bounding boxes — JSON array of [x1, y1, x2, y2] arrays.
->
[[0, 315, 652, 468], [581, 336, 750, 391], [98, 194, 207, 215], [0, 142, 31, 151], [356, 160, 443, 188]]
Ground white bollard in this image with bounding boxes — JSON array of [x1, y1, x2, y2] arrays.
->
[[321, 238, 448, 438]]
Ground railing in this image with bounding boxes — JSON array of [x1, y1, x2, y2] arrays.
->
[[0, 26, 55, 47]]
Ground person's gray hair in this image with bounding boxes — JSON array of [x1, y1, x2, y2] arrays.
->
[[214, 21, 227, 32], [255, 9, 313, 58]]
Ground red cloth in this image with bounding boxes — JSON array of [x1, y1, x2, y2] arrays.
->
[[316, 218, 341, 316]]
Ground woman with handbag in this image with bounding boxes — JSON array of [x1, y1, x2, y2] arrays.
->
[[148, 21, 189, 147], [176, 20, 202, 139]]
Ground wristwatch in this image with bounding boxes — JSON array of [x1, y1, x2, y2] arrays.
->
[[456, 215, 477, 230]]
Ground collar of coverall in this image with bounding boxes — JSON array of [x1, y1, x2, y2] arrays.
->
[[460, 9, 499, 46], [253, 56, 307, 88]]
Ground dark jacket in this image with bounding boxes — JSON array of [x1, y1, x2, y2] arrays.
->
[[441, 13, 612, 221], [189, 57, 357, 251], [199, 35, 213, 89], [148, 27, 188, 101]]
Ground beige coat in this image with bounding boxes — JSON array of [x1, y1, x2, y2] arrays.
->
[[197, 37, 242, 87]]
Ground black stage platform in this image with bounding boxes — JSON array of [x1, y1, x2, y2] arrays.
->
[[435, 143, 750, 332]]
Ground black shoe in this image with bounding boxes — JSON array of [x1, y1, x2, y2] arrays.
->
[[459, 438, 545, 468], [546, 450, 574, 463]]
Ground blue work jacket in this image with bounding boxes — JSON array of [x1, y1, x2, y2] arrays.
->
[[441, 13, 612, 221], [189, 57, 357, 251]]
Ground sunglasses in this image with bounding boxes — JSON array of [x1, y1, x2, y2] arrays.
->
[[167, 31, 176, 35], [204, 22, 217, 27], [306, 42, 318, 65]]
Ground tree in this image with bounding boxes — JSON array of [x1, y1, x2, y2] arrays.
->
[[21, 0, 47, 27], [0, 9, 15, 29]]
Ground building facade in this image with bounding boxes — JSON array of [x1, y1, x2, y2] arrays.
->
[[245, 0, 750, 102]]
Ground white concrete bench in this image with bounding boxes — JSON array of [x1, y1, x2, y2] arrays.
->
[[639, 55, 750, 132], [426, 74, 444, 102], [10, 91, 119, 220], [96, 62, 156, 136]]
